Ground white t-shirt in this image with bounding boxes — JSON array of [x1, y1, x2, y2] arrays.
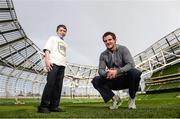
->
[[43, 36, 68, 67]]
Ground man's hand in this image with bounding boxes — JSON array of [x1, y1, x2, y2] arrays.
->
[[106, 68, 117, 80]]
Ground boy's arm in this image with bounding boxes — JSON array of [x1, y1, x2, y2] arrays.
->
[[44, 50, 53, 72]]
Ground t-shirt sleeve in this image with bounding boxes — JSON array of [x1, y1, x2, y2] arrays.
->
[[43, 37, 53, 53]]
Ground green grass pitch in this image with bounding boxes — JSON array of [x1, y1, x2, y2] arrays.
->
[[0, 92, 179, 118]]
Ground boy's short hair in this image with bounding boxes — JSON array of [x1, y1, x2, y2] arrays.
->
[[56, 24, 67, 32]]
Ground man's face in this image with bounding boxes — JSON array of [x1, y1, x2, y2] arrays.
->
[[57, 27, 67, 38], [103, 35, 116, 50]]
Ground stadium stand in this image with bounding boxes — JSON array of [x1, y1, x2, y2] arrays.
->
[[134, 28, 180, 93], [0, 0, 179, 98], [145, 64, 180, 93], [0, 0, 98, 98]]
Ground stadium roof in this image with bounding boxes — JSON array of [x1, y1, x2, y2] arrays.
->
[[0, 0, 98, 82]]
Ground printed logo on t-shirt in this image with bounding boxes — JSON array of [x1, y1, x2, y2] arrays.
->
[[58, 42, 66, 57]]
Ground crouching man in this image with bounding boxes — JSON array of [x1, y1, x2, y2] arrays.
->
[[91, 32, 141, 109]]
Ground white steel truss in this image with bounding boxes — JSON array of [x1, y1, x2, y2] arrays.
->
[[0, 0, 179, 97]]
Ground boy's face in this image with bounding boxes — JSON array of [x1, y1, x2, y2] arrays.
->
[[57, 27, 67, 38]]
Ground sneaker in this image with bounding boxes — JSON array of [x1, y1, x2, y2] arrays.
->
[[109, 95, 122, 110], [49, 107, 65, 112], [38, 106, 51, 113], [128, 97, 136, 109]]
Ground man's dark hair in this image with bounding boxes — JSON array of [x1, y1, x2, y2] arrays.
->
[[56, 24, 67, 32], [102, 32, 116, 41]]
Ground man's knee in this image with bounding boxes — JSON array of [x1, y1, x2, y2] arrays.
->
[[128, 68, 142, 78], [91, 76, 101, 88]]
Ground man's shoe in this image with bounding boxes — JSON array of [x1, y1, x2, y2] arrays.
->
[[128, 97, 136, 109], [49, 107, 65, 112], [38, 106, 51, 113], [109, 95, 122, 110]]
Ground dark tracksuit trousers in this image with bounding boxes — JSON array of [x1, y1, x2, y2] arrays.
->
[[91, 68, 141, 103], [40, 64, 65, 108]]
